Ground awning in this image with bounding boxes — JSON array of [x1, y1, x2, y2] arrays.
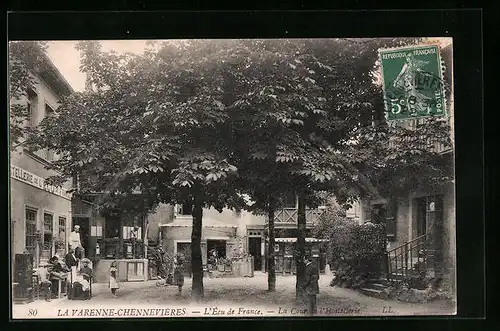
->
[[273, 237, 329, 243]]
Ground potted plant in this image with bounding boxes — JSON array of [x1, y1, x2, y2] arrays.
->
[[54, 237, 66, 257]]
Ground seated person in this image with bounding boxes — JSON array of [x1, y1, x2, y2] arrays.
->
[[73, 258, 92, 293], [48, 256, 69, 298], [35, 266, 52, 301], [78, 258, 93, 283]]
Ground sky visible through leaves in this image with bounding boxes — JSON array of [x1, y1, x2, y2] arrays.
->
[[45, 38, 452, 93]]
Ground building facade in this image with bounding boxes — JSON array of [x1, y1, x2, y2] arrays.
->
[[357, 43, 455, 293], [150, 194, 328, 277], [10, 48, 74, 270], [70, 194, 150, 283]]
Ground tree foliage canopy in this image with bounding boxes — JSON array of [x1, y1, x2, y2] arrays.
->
[[9, 41, 50, 150], [26, 38, 453, 214]]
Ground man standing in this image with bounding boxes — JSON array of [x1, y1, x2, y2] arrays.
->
[[69, 225, 85, 259], [65, 247, 79, 299], [302, 253, 320, 316], [65, 247, 79, 270]]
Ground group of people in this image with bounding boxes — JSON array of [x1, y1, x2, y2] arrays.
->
[[69, 224, 120, 297], [36, 248, 93, 301], [35, 225, 94, 301]]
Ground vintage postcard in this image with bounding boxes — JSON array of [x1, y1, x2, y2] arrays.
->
[[9, 37, 455, 319]]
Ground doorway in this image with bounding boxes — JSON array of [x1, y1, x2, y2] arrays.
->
[[72, 217, 90, 255], [248, 237, 262, 271], [415, 197, 427, 237], [176, 242, 192, 277], [207, 240, 226, 261]]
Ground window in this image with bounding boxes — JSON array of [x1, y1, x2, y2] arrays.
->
[[25, 208, 37, 257], [43, 104, 56, 161], [43, 212, 53, 233], [282, 192, 296, 209], [180, 202, 193, 216], [105, 215, 121, 239], [27, 90, 38, 127], [45, 103, 54, 117], [43, 212, 54, 252]]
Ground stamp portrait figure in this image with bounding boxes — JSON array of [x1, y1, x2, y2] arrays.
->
[[392, 52, 432, 114]]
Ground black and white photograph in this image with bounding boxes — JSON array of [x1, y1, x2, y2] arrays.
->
[[9, 37, 456, 319]]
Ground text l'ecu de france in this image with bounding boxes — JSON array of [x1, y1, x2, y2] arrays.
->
[[56, 307, 263, 317], [56, 306, 362, 317]]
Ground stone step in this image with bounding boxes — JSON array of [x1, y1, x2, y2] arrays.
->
[[360, 287, 389, 300], [368, 282, 387, 290], [368, 278, 390, 285], [390, 272, 405, 280]]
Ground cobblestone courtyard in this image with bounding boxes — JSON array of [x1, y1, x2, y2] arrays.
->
[[13, 272, 455, 319]]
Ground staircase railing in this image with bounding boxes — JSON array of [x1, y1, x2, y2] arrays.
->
[[386, 234, 427, 283]]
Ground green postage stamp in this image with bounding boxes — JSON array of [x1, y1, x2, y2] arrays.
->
[[379, 44, 446, 121]]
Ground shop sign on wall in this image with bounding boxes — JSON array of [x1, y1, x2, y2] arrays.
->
[[10, 165, 72, 200]]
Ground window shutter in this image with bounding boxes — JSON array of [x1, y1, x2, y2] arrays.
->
[[385, 200, 397, 241]]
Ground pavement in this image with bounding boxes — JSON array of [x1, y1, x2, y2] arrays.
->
[[12, 272, 455, 319]]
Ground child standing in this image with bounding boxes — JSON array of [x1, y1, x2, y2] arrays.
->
[[173, 254, 185, 296], [109, 261, 119, 297]]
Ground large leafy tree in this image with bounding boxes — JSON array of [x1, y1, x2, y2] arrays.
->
[[227, 37, 453, 298], [28, 40, 245, 300], [28, 38, 453, 301]]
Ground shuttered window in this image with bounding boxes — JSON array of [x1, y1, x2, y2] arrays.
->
[[385, 200, 397, 241]]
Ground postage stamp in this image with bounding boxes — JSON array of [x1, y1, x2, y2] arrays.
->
[[9, 37, 455, 320], [379, 44, 447, 121]]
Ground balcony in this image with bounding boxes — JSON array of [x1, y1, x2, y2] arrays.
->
[[267, 208, 325, 227], [388, 118, 453, 155]]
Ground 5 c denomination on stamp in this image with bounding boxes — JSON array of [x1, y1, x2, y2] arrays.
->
[[379, 44, 447, 121]]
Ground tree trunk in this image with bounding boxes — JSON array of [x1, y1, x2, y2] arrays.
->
[[296, 192, 306, 301], [191, 194, 204, 301], [267, 198, 276, 292]]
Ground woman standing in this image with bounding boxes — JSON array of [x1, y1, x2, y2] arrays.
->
[[109, 261, 120, 297], [173, 254, 185, 296]]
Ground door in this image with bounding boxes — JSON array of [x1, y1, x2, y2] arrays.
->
[[415, 197, 427, 237], [248, 237, 262, 271], [176, 242, 192, 277]]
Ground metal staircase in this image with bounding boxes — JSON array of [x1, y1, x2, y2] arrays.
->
[[387, 234, 428, 283], [360, 234, 428, 298]]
